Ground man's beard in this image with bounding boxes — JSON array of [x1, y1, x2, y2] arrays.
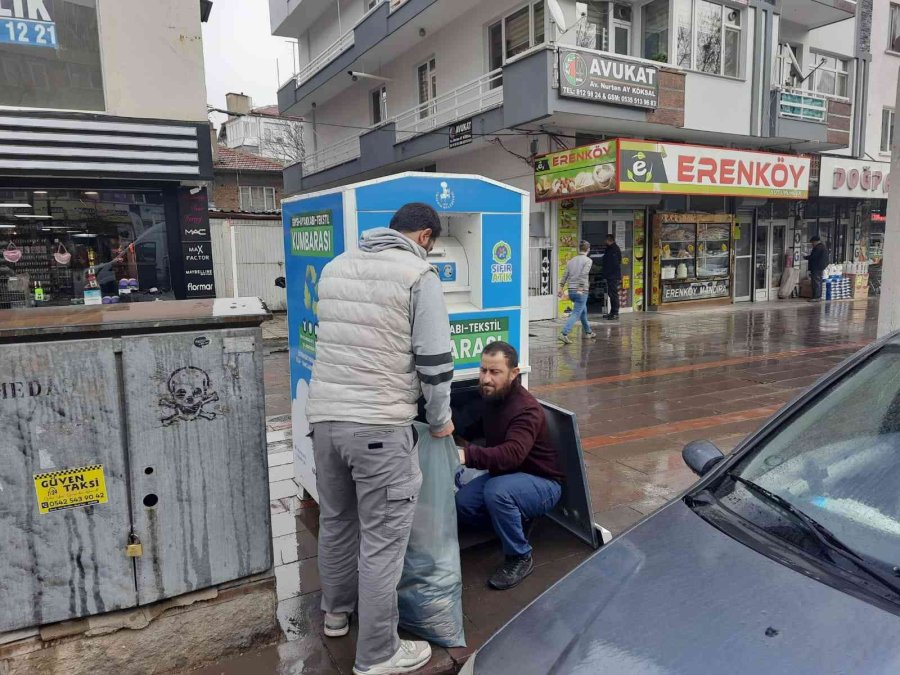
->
[[480, 379, 514, 401]]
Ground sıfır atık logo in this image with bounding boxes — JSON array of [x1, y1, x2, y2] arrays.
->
[[563, 52, 588, 87], [491, 241, 513, 283]]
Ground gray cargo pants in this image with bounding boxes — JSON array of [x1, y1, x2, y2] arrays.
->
[[312, 421, 422, 668]]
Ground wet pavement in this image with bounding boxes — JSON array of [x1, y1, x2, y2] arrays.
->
[[199, 298, 878, 674]]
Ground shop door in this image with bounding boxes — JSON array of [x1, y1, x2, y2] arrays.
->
[[754, 220, 787, 301], [528, 244, 555, 321], [734, 209, 753, 302], [581, 208, 633, 312]]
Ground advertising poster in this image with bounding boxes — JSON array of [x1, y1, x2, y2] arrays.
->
[[535, 142, 617, 202], [632, 210, 645, 311], [618, 140, 810, 199], [0, 0, 105, 110], [284, 193, 346, 501], [557, 201, 579, 316], [558, 48, 659, 109], [450, 310, 521, 372]]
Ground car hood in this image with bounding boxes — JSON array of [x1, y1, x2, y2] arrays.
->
[[472, 501, 900, 675]]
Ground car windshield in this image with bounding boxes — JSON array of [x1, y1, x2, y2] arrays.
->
[[729, 343, 900, 572]]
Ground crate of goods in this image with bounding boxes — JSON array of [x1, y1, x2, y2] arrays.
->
[[848, 273, 869, 299], [825, 276, 851, 301]]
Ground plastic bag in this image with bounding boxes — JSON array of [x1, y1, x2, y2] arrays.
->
[[398, 422, 466, 648]]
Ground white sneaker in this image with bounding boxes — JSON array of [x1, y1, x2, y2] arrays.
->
[[324, 612, 350, 637], [353, 640, 432, 674]]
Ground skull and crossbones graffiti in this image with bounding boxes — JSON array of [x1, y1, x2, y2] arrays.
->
[[160, 367, 219, 426]]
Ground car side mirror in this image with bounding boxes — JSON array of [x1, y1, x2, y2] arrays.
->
[[683, 440, 725, 477]]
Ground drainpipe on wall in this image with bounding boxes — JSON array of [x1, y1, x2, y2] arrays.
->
[[750, 5, 764, 137]]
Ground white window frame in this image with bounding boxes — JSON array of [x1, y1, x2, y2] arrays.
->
[[486, 1, 547, 69], [239, 186, 277, 213], [808, 51, 850, 100], [676, 0, 745, 78], [575, 1, 633, 56], [881, 108, 895, 155], [370, 84, 387, 125], [889, 3, 900, 54], [417, 57, 437, 120]]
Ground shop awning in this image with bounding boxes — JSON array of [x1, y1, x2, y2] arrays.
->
[[0, 112, 213, 182], [534, 139, 811, 202]]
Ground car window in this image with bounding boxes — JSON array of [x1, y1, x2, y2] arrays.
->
[[735, 345, 900, 568]]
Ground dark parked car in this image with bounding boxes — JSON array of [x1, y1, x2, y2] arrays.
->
[[462, 332, 900, 674]]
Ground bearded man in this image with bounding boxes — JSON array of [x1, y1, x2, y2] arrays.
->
[[453, 341, 563, 590]]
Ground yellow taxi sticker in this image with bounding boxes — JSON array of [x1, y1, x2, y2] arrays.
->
[[33, 465, 108, 515]]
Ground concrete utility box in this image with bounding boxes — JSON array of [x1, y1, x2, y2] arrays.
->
[[0, 299, 272, 633]]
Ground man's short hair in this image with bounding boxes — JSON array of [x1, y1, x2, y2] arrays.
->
[[482, 341, 518, 370], [579, 240, 590, 252], [390, 203, 442, 239], [605, 234, 616, 242], [810, 235, 821, 243]]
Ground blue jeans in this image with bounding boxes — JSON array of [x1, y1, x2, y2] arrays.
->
[[562, 291, 591, 336], [455, 473, 562, 557]]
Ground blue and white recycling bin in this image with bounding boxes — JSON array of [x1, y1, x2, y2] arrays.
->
[[282, 172, 530, 500]]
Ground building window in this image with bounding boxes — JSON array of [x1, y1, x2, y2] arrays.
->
[[367, 0, 379, 9], [239, 186, 276, 213], [642, 0, 669, 62], [575, 1, 632, 55], [676, 0, 742, 77], [371, 85, 387, 125], [488, 2, 546, 69], [417, 58, 437, 119], [890, 4, 900, 52], [882, 108, 895, 154], [775, 43, 801, 88], [810, 54, 849, 98]]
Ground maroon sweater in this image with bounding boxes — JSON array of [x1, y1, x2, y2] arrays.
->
[[462, 381, 564, 482]]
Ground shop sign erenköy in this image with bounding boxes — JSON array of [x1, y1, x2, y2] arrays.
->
[[662, 279, 729, 302], [618, 140, 810, 199], [534, 141, 618, 202], [559, 48, 658, 109]]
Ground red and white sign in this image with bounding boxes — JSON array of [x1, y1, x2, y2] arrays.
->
[[818, 156, 891, 199], [618, 140, 811, 199]]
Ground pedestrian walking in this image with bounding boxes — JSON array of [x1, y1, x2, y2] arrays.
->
[[558, 240, 596, 344], [306, 202, 455, 675], [601, 234, 622, 320], [805, 235, 828, 302]]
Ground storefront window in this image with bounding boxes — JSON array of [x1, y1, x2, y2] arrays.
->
[[0, 0, 104, 110], [0, 189, 172, 309]]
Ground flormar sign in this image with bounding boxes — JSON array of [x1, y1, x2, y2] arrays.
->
[[818, 156, 891, 199], [618, 140, 810, 199]]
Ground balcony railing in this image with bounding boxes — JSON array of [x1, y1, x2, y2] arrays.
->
[[394, 69, 504, 142], [285, 0, 412, 90], [300, 69, 505, 176], [294, 26, 355, 88], [302, 134, 362, 175], [776, 88, 827, 123]]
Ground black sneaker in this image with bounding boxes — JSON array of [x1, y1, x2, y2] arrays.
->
[[606, 314, 619, 321], [489, 554, 534, 590]]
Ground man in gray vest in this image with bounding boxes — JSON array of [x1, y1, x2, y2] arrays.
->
[[307, 202, 454, 675], [558, 240, 596, 344]]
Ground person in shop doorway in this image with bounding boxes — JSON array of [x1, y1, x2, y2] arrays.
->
[[805, 235, 828, 302], [306, 202, 455, 675], [601, 234, 622, 320], [557, 240, 596, 344], [454, 341, 564, 591]]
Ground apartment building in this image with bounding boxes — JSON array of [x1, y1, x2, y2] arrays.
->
[[0, 0, 217, 307], [219, 92, 306, 166], [272, 0, 865, 319]]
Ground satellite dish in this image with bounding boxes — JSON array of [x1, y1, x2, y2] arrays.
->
[[547, 0, 567, 32]]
